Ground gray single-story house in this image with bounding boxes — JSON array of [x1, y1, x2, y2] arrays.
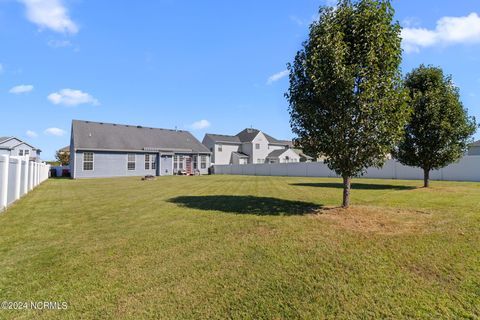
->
[[0, 136, 41, 161], [70, 120, 211, 179]]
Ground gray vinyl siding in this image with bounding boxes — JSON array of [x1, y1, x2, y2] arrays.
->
[[73, 151, 211, 178], [73, 151, 157, 179], [10, 143, 36, 157]]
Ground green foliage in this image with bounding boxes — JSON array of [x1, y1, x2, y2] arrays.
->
[[395, 65, 477, 175], [286, 0, 408, 183], [55, 150, 70, 166]]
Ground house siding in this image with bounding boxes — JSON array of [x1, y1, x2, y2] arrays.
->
[[72, 151, 211, 178], [212, 143, 240, 165], [0, 138, 40, 160], [250, 132, 271, 163], [73, 151, 157, 179]]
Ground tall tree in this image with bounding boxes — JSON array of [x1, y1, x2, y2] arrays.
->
[[55, 150, 70, 166], [395, 65, 477, 187], [286, 0, 408, 208]]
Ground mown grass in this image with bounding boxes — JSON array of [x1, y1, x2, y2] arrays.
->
[[0, 175, 479, 319]]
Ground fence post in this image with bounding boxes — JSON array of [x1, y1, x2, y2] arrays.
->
[[0, 155, 9, 211], [28, 161, 33, 191], [23, 158, 29, 195], [13, 157, 22, 202], [33, 162, 37, 188]]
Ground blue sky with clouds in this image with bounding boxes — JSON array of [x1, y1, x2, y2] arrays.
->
[[1, 0, 479, 160]]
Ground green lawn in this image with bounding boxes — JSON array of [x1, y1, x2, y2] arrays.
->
[[0, 175, 479, 319]]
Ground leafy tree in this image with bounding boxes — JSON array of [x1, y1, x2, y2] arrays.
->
[[55, 150, 70, 166], [286, 0, 408, 208], [395, 65, 477, 187]]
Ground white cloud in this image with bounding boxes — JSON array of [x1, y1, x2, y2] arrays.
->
[[26, 130, 38, 138], [47, 89, 99, 106], [19, 0, 78, 34], [44, 127, 65, 136], [402, 13, 480, 53], [267, 70, 289, 85], [189, 120, 211, 130], [9, 84, 34, 94]]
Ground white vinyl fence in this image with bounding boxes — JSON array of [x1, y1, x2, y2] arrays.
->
[[0, 155, 50, 212], [213, 156, 480, 182]]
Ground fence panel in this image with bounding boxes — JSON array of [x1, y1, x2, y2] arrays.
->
[[213, 156, 480, 182], [0, 155, 50, 212]]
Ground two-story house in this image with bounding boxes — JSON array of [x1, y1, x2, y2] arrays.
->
[[202, 128, 304, 165], [0, 136, 41, 161]]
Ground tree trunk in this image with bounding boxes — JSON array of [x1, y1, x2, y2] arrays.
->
[[423, 168, 430, 188], [342, 176, 351, 208]]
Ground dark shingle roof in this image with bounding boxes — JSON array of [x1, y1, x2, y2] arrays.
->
[[236, 128, 261, 142], [204, 133, 241, 144], [471, 140, 480, 147], [235, 128, 287, 145], [205, 128, 292, 146], [0, 136, 12, 143], [266, 149, 288, 158], [72, 120, 210, 153], [232, 151, 248, 158]]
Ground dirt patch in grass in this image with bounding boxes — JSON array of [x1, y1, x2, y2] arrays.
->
[[313, 206, 432, 235]]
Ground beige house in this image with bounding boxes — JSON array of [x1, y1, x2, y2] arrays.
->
[[202, 128, 305, 165]]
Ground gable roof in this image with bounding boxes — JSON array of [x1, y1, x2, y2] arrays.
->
[[232, 151, 248, 158], [266, 149, 289, 158], [205, 128, 292, 146], [72, 120, 210, 153], [236, 128, 261, 142], [0, 136, 39, 151], [204, 133, 241, 144], [0, 136, 11, 144]]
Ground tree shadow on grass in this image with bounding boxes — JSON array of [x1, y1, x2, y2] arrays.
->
[[290, 182, 416, 190], [168, 195, 321, 216]]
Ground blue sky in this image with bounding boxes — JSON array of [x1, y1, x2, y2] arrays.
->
[[1, 0, 479, 160]]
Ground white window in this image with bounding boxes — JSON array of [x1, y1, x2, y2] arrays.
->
[[218, 144, 222, 152], [127, 154, 136, 170], [19, 150, 24, 156], [25, 150, 29, 156], [145, 154, 150, 170], [83, 152, 94, 171], [200, 155, 207, 169], [151, 156, 156, 170], [255, 143, 260, 149], [174, 155, 178, 170]]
